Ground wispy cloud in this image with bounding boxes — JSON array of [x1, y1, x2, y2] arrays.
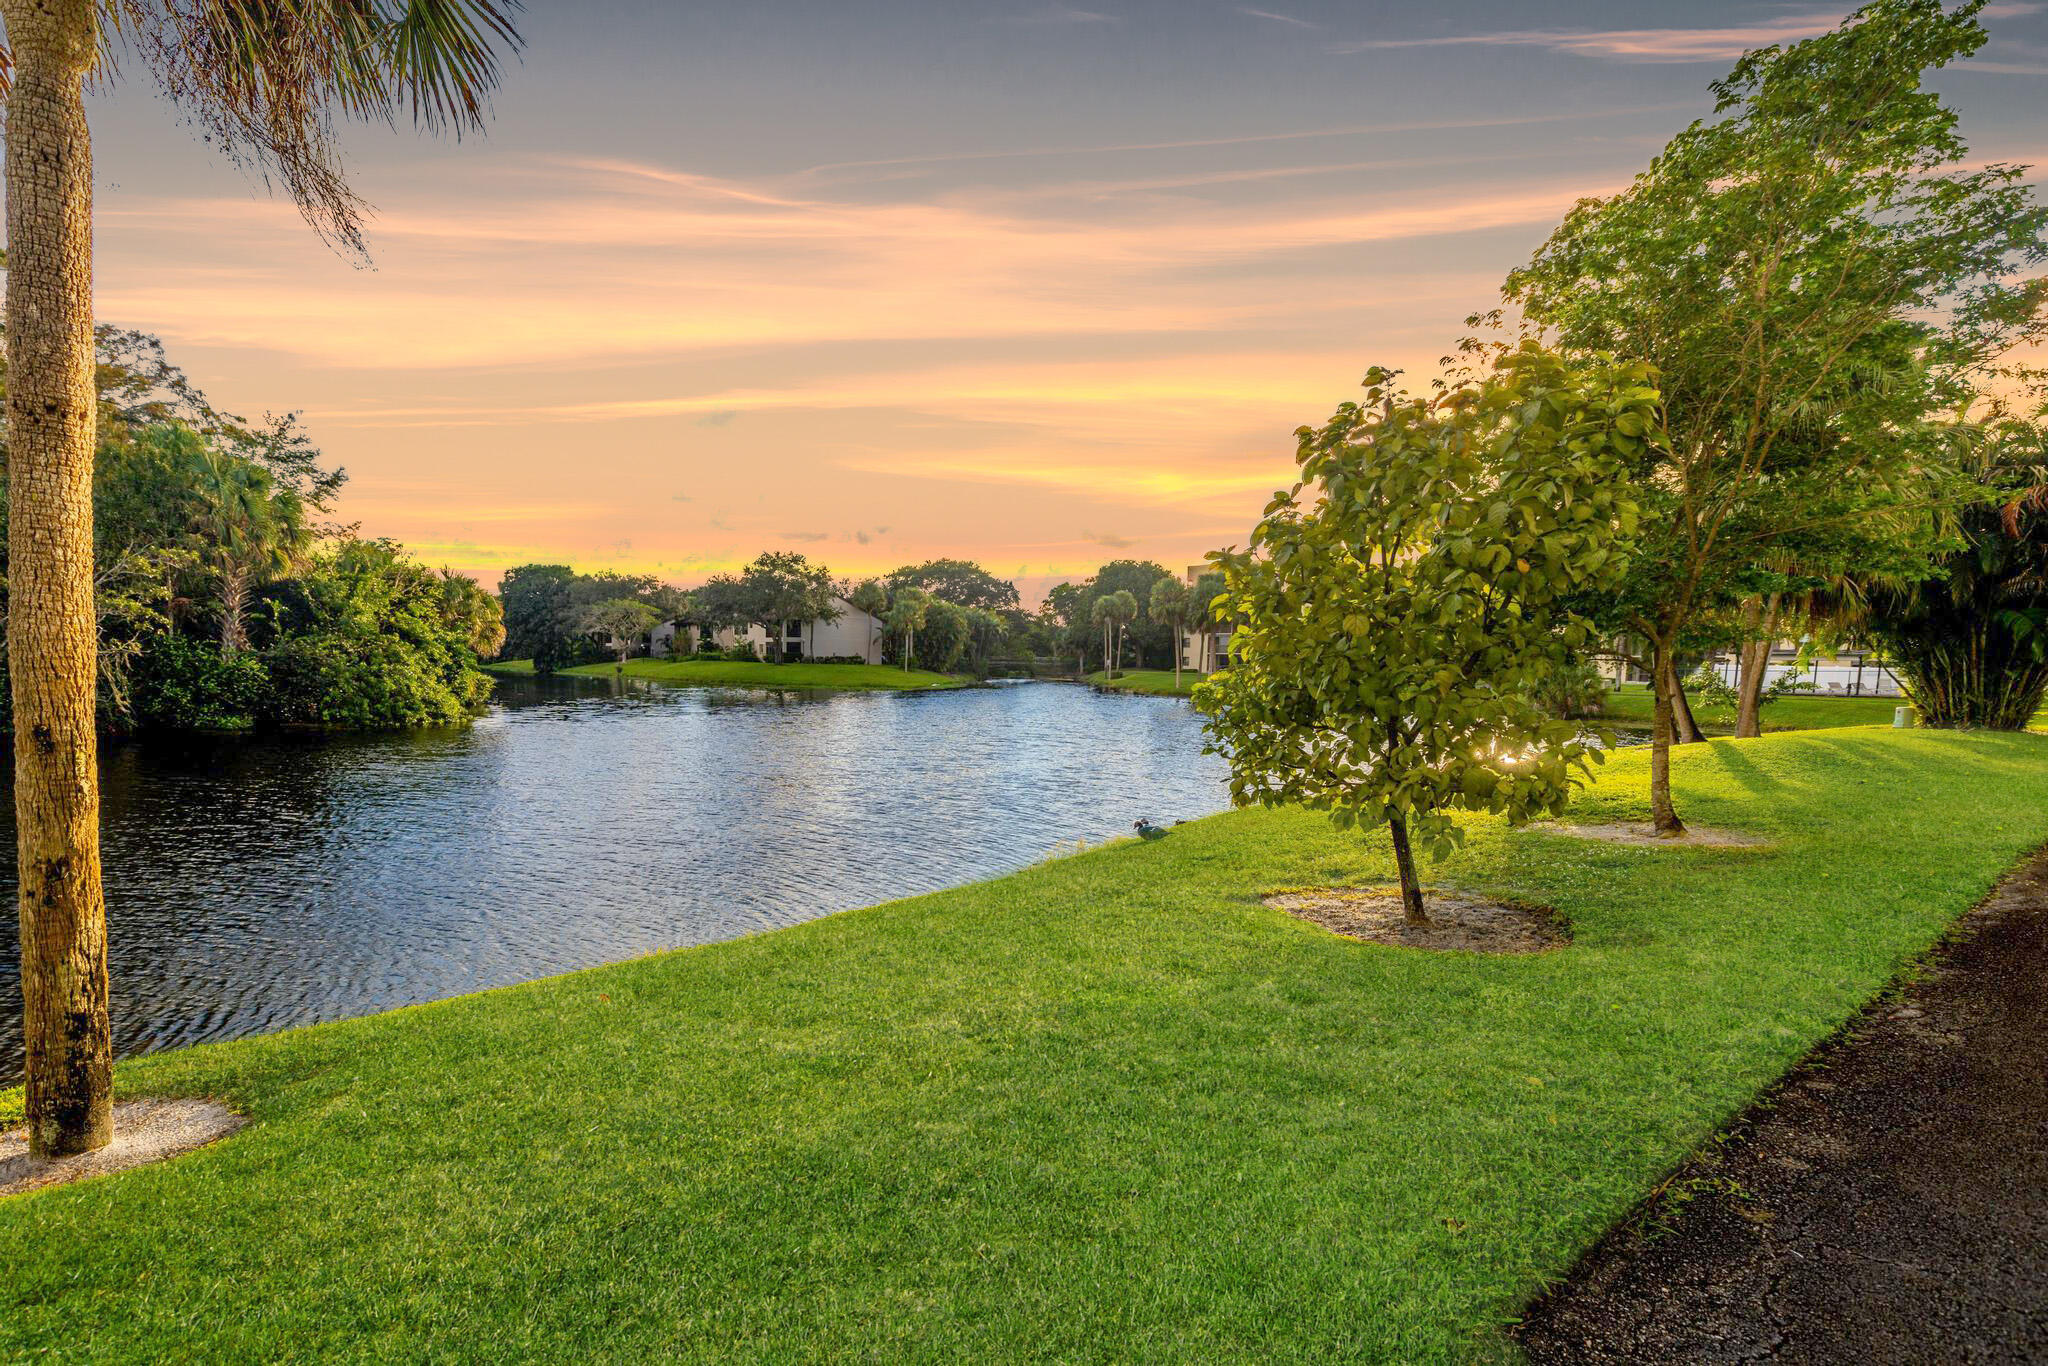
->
[[1005, 4, 1116, 24], [1334, 5, 2043, 63], [1082, 529, 1137, 550], [99, 158, 1601, 372], [1240, 7, 1316, 30]]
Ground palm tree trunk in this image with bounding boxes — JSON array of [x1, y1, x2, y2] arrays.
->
[[1172, 615, 1183, 689], [4, 0, 113, 1158], [218, 565, 251, 654]]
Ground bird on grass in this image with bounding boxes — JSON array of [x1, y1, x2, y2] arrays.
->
[[1133, 819, 1169, 841]]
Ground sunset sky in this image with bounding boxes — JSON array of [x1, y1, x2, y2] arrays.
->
[[87, 1, 2048, 604]]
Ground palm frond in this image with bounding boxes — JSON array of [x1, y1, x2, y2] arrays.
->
[[104, 0, 523, 255]]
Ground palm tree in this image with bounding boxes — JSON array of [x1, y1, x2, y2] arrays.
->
[[1091, 590, 1138, 678], [1147, 575, 1191, 690], [189, 449, 307, 653], [3, 0, 521, 1157], [848, 578, 889, 665], [886, 587, 930, 671]]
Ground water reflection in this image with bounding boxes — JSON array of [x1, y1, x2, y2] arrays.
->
[[0, 679, 1227, 1085]]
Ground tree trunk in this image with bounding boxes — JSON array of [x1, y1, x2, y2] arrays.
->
[[1661, 653, 1705, 744], [1648, 636, 1686, 837], [1386, 815, 1428, 926], [1734, 593, 1780, 739], [1172, 616, 1183, 689], [218, 565, 250, 654], [5, 0, 113, 1158]]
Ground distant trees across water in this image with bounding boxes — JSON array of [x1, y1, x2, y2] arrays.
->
[[494, 552, 1224, 679]]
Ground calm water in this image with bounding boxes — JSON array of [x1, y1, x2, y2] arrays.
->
[[0, 679, 1227, 1086]]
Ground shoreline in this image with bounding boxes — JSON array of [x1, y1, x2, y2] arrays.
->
[[6, 728, 2046, 1358]]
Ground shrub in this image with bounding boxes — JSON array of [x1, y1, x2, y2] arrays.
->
[[264, 633, 486, 730], [130, 634, 270, 732]]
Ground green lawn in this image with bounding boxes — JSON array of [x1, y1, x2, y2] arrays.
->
[[486, 657, 964, 691], [1596, 682, 1906, 733], [1087, 668, 1203, 696], [6, 728, 2046, 1360]]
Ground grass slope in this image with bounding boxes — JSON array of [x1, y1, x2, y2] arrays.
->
[[487, 658, 963, 691], [5, 729, 2046, 1361], [1087, 669, 1202, 697]]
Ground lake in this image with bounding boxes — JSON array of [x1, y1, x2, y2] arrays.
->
[[0, 678, 1228, 1087]]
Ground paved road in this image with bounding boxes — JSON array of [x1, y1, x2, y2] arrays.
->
[[1516, 851, 2048, 1364]]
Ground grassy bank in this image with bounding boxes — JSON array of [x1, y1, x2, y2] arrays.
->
[[1087, 668, 1202, 696], [487, 657, 964, 691], [1596, 682, 1903, 733], [6, 728, 2046, 1360]]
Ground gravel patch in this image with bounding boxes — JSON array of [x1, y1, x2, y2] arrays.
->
[[1, 1099, 244, 1199]]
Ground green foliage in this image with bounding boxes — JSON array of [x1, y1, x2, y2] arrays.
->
[[0, 328, 495, 734], [581, 597, 661, 664], [1496, 0, 2044, 821], [1199, 346, 1648, 908], [1685, 664, 1742, 712], [737, 552, 839, 661], [916, 599, 971, 672], [498, 565, 678, 673], [1866, 408, 2048, 728], [131, 635, 271, 732], [261, 540, 495, 730], [1535, 656, 1613, 720], [886, 558, 1019, 612]]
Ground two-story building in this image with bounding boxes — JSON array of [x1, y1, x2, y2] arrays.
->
[[652, 597, 888, 664]]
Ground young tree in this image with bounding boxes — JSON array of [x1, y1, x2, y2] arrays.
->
[[1496, 0, 2044, 834], [886, 587, 930, 671], [847, 578, 890, 664], [1148, 575, 1192, 689], [583, 598, 661, 669], [2, 0, 521, 1156], [1200, 347, 1648, 922]]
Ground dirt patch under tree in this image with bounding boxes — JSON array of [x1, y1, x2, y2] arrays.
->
[[2, 1098, 244, 1199], [1264, 888, 1568, 953]]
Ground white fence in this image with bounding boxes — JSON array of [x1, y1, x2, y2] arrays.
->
[[1700, 658, 1904, 698]]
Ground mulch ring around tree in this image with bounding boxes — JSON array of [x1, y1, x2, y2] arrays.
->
[[1264, 887, 1568, 953], [1, 1098, 244, 1199]]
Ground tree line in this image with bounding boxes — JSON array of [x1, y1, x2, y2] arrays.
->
[[496, 551, 1237, 681]]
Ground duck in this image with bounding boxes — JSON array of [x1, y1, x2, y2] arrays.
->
[[1133, 819, 1169, 841]]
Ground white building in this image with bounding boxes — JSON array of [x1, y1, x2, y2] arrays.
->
[[653, 597, 888, 664]]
